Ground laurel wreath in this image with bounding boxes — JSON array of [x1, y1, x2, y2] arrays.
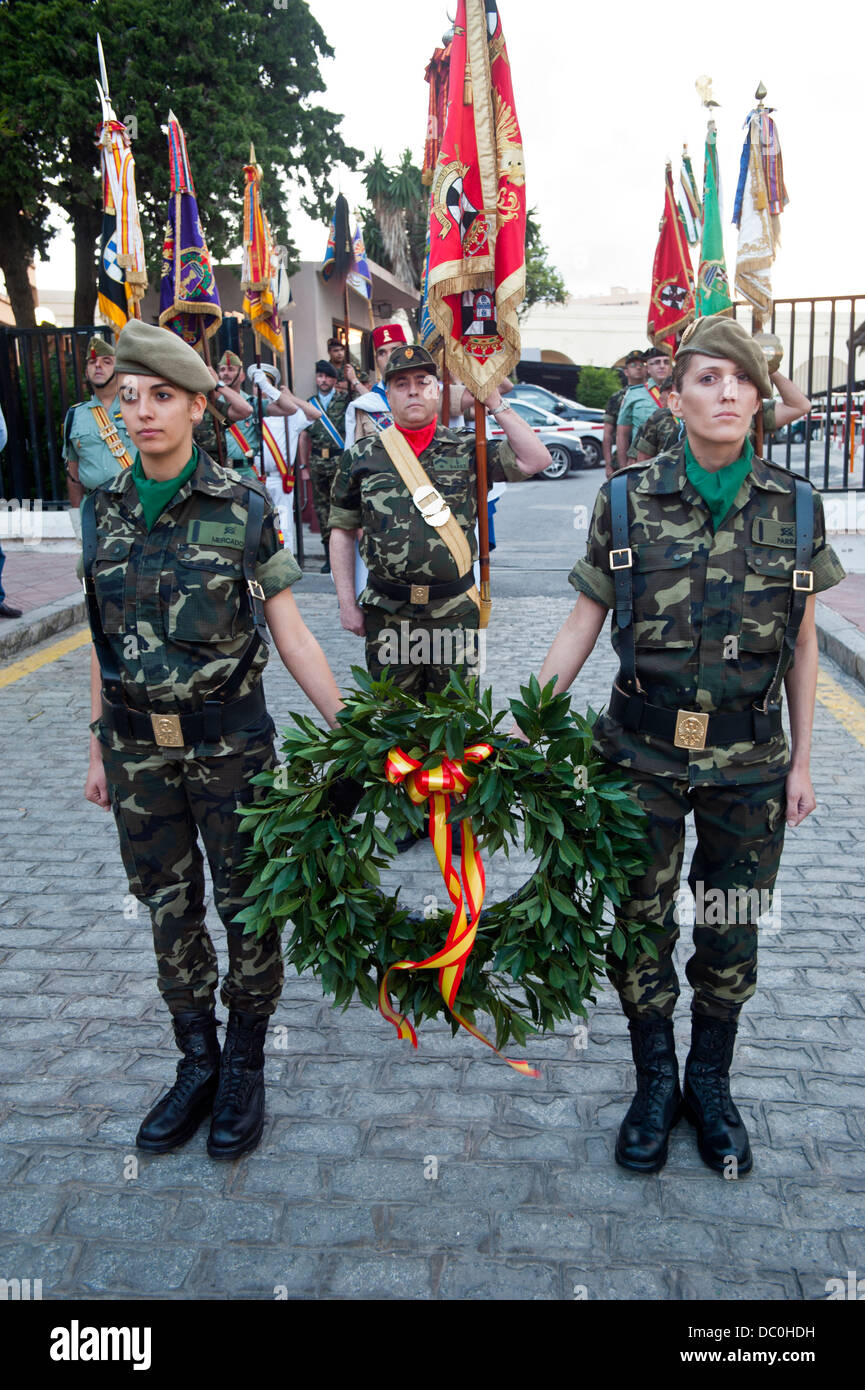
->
[[236, 670, 654, 1053]]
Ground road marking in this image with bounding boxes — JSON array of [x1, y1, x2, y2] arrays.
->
[[815, 668, 865, 751], [0, 626, 90, 689]]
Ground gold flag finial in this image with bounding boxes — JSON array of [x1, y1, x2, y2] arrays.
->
[[755, 80, 767, 103]]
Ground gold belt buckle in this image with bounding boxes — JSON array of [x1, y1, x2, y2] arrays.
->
[[248, 579, 265, 601], [150, 713, 184, 747], [410, 583, 430, 604], [793, 569, 813, 592], [673, 710, 710, 750]]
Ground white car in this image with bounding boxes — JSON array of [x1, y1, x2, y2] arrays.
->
[[488, 399, 594, 478]]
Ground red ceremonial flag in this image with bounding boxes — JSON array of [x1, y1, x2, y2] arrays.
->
[[648, 164, 696, 354], [427, 0, 526, 398]]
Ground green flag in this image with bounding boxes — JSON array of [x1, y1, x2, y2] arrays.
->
[[696, 125, 733, 318]]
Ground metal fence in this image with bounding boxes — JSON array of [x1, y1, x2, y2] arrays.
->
[[732, 295, 865, 491], [0, 319, 293, 505]]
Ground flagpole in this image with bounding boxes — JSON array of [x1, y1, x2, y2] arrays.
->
[[200, 327, 229, 470], [475, 400, 490, 616], [440, 360, 450, 426]]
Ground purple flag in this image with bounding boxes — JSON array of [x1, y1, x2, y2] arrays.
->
[[158, 111, 222, 344]]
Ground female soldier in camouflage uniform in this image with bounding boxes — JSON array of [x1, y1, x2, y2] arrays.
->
[[533, 317, 845, 1177], [83, 320, 343, 1160]]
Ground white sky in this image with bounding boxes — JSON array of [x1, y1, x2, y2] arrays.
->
[[36, 0, 864, 302]]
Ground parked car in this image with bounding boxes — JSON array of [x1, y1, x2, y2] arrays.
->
[[507, 390, 605, 468], [486, 399, 588, 478], [511, 385, 605, 466]]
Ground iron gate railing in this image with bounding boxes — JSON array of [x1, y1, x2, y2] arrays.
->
[[0, 320, 295, 505], [732, 295, 865, 491]]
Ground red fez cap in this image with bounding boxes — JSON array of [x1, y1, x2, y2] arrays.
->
[[372, 322, 407, 352]]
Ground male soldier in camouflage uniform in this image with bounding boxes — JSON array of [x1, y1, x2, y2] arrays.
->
[[329, 343, 552, 693], [297, 359, 349, 572], [603, 349, 647, 478], [64, 336, 135, 531], [83, 319, 343, 1159], [533, 316, 845, 1176]]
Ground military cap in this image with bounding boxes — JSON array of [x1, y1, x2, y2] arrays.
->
[[676, 317, 772, 398], [624, 349, 646, 366], [258, 362, 281, 387], [315, 359, 338, 379], [115, 319, 215, 394], [383, 343, 439, 382], [219, 349, 242, 370], [645, 345, 671, 362], [88, 335, 115, 359], [326, 337, 344, 350], [372, 322, 407, 351]]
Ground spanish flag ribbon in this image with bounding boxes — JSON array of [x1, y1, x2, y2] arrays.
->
[[380, 744, 539, 1077]]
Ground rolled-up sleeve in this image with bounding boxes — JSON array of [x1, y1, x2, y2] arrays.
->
[[255, 505, 302, 597], [329, 447, 362, 529]]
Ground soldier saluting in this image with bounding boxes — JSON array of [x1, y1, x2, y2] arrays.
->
[[531, 317, 845, 1177], [83, 319, 343, 1160]]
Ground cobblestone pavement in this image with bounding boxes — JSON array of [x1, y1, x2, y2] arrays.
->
[[1, 472, 864, 1301]]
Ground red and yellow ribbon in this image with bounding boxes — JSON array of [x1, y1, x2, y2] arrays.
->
[[380, 744, 539, 1077]]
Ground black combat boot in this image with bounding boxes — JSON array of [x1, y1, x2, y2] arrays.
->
[[682, 1013, 753, 1175], [320, 538, 331, 574], [615, 1018, 683, 1173], [207, 1011, 270, 1159], [136, 1011, 220, 1153]]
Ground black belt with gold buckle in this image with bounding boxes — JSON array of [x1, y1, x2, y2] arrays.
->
[[367, 570, 475, 605], [101, 683, 268, 747], [608, 685, 782, 751]]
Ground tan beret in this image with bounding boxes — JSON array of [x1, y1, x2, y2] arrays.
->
[[115, 319, 214, 394], [218, 349, 243, 370], [676, 316, 772, 398]]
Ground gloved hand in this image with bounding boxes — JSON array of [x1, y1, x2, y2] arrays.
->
[[326, 775, 365, 820], [249, 367, 281, 403]]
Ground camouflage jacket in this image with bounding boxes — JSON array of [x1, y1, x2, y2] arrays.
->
[[307, 390, 348, 463], [329, 425, 523, 620], [603, 387, 626, 428], [570, 441, 845, 785], [85, 450, 301, 757], [633, 407, 682, 459]]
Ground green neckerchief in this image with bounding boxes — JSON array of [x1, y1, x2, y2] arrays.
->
[[684, 436, 754, 532], [132, 448, 198, 531]]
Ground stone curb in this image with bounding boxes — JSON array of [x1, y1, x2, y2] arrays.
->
[[815, 600, 865, 690], [0, 592, 86, 660]]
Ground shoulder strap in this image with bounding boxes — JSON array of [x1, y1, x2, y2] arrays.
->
[[609, 471, 638, 694], [379, 425, 481, 614], [310, 398, 345, 450], [758, 477, 815, 718], [64, 404, 80, 457], [81, 494, 130, 729]]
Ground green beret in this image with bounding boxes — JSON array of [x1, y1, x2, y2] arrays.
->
[[676, 317, 772, 398], [115, 319, 214, 394], [219, 350, 242, 370], [88, 335, 115, 359], [383, 343, 438, 382]]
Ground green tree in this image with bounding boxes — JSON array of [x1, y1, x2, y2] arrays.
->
[[0, 0, 361, 326], [359, 149, 427, 291], [520, 209, 567, 320], [576, 365, 623, 409]]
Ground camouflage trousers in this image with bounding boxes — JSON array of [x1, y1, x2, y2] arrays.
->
[[604, 763, 787, 1023], [309, 458, 337, 542], [363, 608, 479, 695], [102, 735, 283, 1018]]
